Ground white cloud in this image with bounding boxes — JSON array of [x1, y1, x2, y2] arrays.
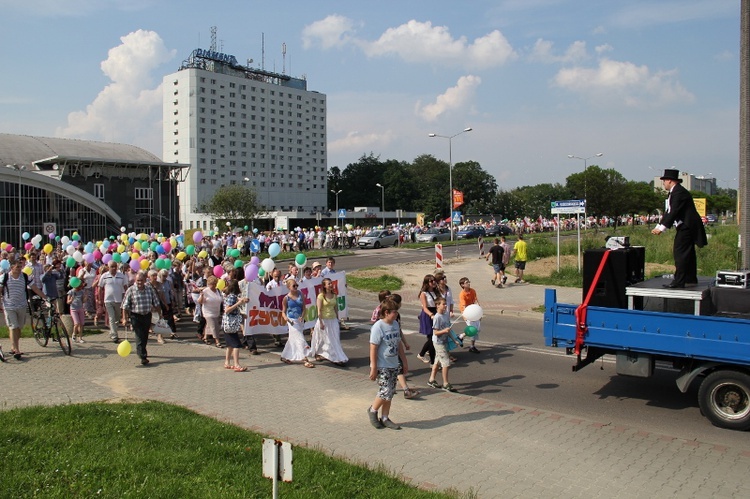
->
[[301, 14, 357, 50], [553, 58, 694, 107], [56, 30, 175, 153], [417, 75, 482, 122], [328, 130, 396, 157], [303, 16, 516, 70], [595, 44, 613, 55], [529, 39, 588, 64]]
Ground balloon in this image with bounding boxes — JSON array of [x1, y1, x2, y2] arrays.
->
[[69, 277, 82, 288], [102, 254, 112, 265], [24, 242, 33, 251], [154, 258, 164, 270], [295, 253, 307, 266], [216, 278, 226, 291], [117, 340, 132, 357], [229, 248, 240, 258], [464, 325, 478, 337], [260, 258, 275, 274], [117, 244, 125, 253], [150, 241, 159, 252], [129, 260, 140, 272], [41, 243, 53, 255], [72, 233, 80, 241], [268, 243, 281, 258], [162, 242, 171, 253], [155, 245, 165, 255], [463, 304, 484, 322], [48, 233, 56, 240], [244, 225, 249, 231], [258, 267, 265, 277], [0, 260, 9, 271], [185, 245, 195, 255], [253, 228, 258, 234], [163, 258, 172, 269], [198, 250, 208, 259], [193, 231, 203, 243], [112, 253, 122, 263], [245, 264, 258, 281], [176, 251, 187, 261], [140, 259, 150, 270], [66, 256, 76, 268], [73, 250, 83, 263], [213, 265, 224, 278], [233, 259, 243, 268], [250, 256, 260, 266], [65, 245, 75, 255], [133, 241, 141, 251], [22, 266, 33, 276], [22, 232, 30, 240]]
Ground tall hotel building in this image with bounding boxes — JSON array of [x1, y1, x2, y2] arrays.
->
[[163, 48, 328, 231]]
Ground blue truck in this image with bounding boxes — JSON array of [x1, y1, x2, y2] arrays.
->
[[543, 285, 750, 430]]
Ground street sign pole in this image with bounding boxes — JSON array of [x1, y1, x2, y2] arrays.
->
[[550, 200, 586, 272]]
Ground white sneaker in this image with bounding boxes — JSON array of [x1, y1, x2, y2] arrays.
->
[[77, 338, 85, 344]]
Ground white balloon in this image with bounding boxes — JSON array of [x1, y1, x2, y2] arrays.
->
[[463, 304, 484, 322], [73, 250, 83, 262], [61, 236, 70, 245], [66, 245, 75, 255], [260, 257, 276, 274]]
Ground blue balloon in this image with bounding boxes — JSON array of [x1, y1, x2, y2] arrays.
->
[[268, 242, 281, 258], [0, 259, 10, 271], [22, 232, 30, 240]]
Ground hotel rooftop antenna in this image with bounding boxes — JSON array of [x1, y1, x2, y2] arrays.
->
[[210, 26, 217, 51], [262, 33, 265, 70], [282, 42, 287, 75]]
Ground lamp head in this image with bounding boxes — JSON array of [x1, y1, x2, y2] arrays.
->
[[464, 127, 473, 132], [375, 183, 382, 188], [567, 155, 574, 159], [428, 133, 436, 137], [595, 153, 603, 157]]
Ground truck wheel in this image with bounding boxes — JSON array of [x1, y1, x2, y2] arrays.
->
[[698, 370, 750, 430]]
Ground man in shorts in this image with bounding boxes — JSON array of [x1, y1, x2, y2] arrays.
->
[[512, 234, 528, 283], [485, 238, 506, 288], [0, 258, 47, 359]]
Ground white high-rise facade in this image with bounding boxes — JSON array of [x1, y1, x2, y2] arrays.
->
[[163, 48, 328, 231]]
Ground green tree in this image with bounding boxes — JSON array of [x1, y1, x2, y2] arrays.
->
[[197, 184, 264, 225], [452, 160, 498, 215]]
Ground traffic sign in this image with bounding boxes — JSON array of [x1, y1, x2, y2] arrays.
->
[[451, 211, 462, 224], [250, 239, 260, 253], [338, 208, 346, 220], [551, 199, 586, 214]]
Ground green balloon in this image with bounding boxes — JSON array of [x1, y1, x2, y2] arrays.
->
[[233, 259, 243, 268], [69, 277, 81, 288], [258, 267, 265, 277], [464, 325, 478, 337], [230, 249, 241, 258], [244, 225, 249, 231], [112, 253, 122, 263], [150, 241, 159, 251], [185, 244, 195, 255], [163, 259, 172, 269], [295, 253, 306, 266], [66, 257, 76, 268]]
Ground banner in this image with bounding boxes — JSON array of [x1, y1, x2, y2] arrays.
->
[[244, 273, 348, 335], [452, 189, 464, 209]]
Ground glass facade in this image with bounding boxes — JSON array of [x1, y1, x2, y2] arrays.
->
[[0, 179, 113, 248]]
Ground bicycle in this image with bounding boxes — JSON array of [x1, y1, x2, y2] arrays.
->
[[30, 297, 71, 355]]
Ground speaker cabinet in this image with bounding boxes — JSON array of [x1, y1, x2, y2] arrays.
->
[[583, 247, 645, 308]]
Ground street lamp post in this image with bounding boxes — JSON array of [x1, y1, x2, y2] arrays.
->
[[429, 127, 473, 241], [331, 189, 342, 225], [567, 152, 603, 229], [5, 164, 25, 249], [375, 183, 385, 228]]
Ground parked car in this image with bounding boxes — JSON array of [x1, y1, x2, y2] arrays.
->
[[456, 225, 486, 240], [484, 224, 514, 237], [416, 227, 452, 243], [357, 229, 399, 249]]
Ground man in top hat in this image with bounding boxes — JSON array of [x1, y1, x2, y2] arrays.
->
[[651, 168, 708, 288]]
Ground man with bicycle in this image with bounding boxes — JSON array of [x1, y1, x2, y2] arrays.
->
[[0, 257, 49, 360]]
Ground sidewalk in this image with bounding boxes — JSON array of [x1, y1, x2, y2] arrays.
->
[[3, 326, 749, 498]]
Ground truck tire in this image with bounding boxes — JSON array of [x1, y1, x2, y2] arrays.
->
[[698, 370, 750, 430]]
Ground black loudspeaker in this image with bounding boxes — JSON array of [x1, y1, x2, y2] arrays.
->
[[583, 247, 646, 308]]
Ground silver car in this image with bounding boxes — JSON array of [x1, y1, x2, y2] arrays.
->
[[416, 227, 452, 243], [357, 229, 398, 249]]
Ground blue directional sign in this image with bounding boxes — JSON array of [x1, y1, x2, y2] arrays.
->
[[452, 211, 462, 224], [250, 239, 260, 253], [338, 208, 346, 220], [551, 199, 586, 214]]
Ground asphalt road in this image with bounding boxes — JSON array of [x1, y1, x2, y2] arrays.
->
[[328, 246, 750, 447]]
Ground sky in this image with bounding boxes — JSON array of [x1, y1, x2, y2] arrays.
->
[[0, 0, 742, 190]]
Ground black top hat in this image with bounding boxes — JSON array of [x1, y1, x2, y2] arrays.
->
[[659, 168, 682, 182]]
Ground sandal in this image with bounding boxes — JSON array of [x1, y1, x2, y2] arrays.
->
[[404, 388, 420, 399], [303, 361, 315, 368], [215, 342, 224, 349], [314, 355, 325, 361], [233, 366, 248, 372], [281, 358, 293, 365], [224, 363, 234, 370]]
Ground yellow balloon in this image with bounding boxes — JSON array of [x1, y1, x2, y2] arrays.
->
[[117, 339, 132, 357], [139, 259, 150, 270], [133, 241, 141, 251], [121, 234, 128, 243], [198, 250, 208, 259], [176, 251, 187, 261], [170, 238, 177, 248], [22, 266, 33, 276], [216, 278, 226, 291], [43, 243, 53, 254], [131, 251, 140, 260], [117, 244, 125, 253]]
